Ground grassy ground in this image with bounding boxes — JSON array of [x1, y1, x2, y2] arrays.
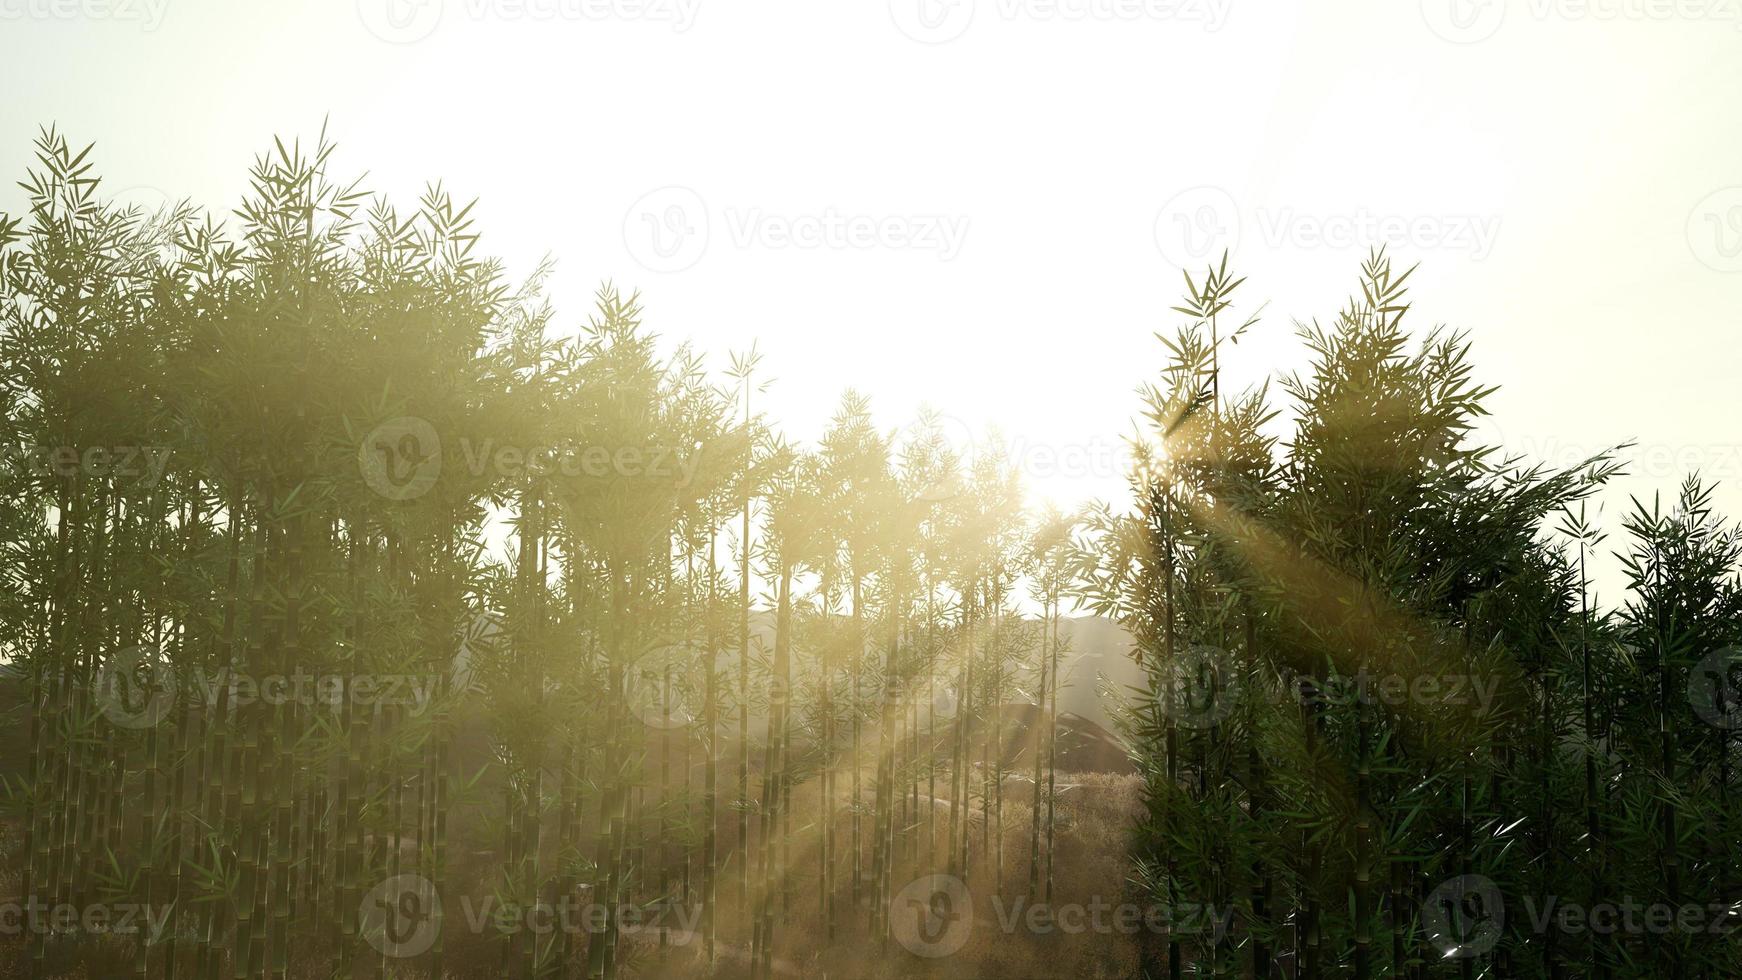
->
[[0, 771, 1144, 979]]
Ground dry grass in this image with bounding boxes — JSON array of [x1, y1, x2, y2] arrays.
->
[[634, 770, 1147, 980], [0, 770, 1144, 979]]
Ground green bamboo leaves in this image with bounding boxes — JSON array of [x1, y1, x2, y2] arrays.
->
[[4, 131, 1736, 980]]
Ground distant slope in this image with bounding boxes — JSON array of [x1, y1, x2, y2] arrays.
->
[[735, 611, 1143, 736], [1052, 615, 1144, 734]]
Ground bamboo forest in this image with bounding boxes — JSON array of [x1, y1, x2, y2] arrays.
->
[[0, 123, 1738, 980]]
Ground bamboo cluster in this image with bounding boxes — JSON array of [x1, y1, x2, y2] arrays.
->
[[0, 130, 1078, 979], [1076, 252, 1742, 978]]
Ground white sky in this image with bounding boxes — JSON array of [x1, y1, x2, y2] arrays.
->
[[3, 0, 1740, 602]]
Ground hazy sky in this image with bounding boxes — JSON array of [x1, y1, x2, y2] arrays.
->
[[3, 0, 1739, 600]]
